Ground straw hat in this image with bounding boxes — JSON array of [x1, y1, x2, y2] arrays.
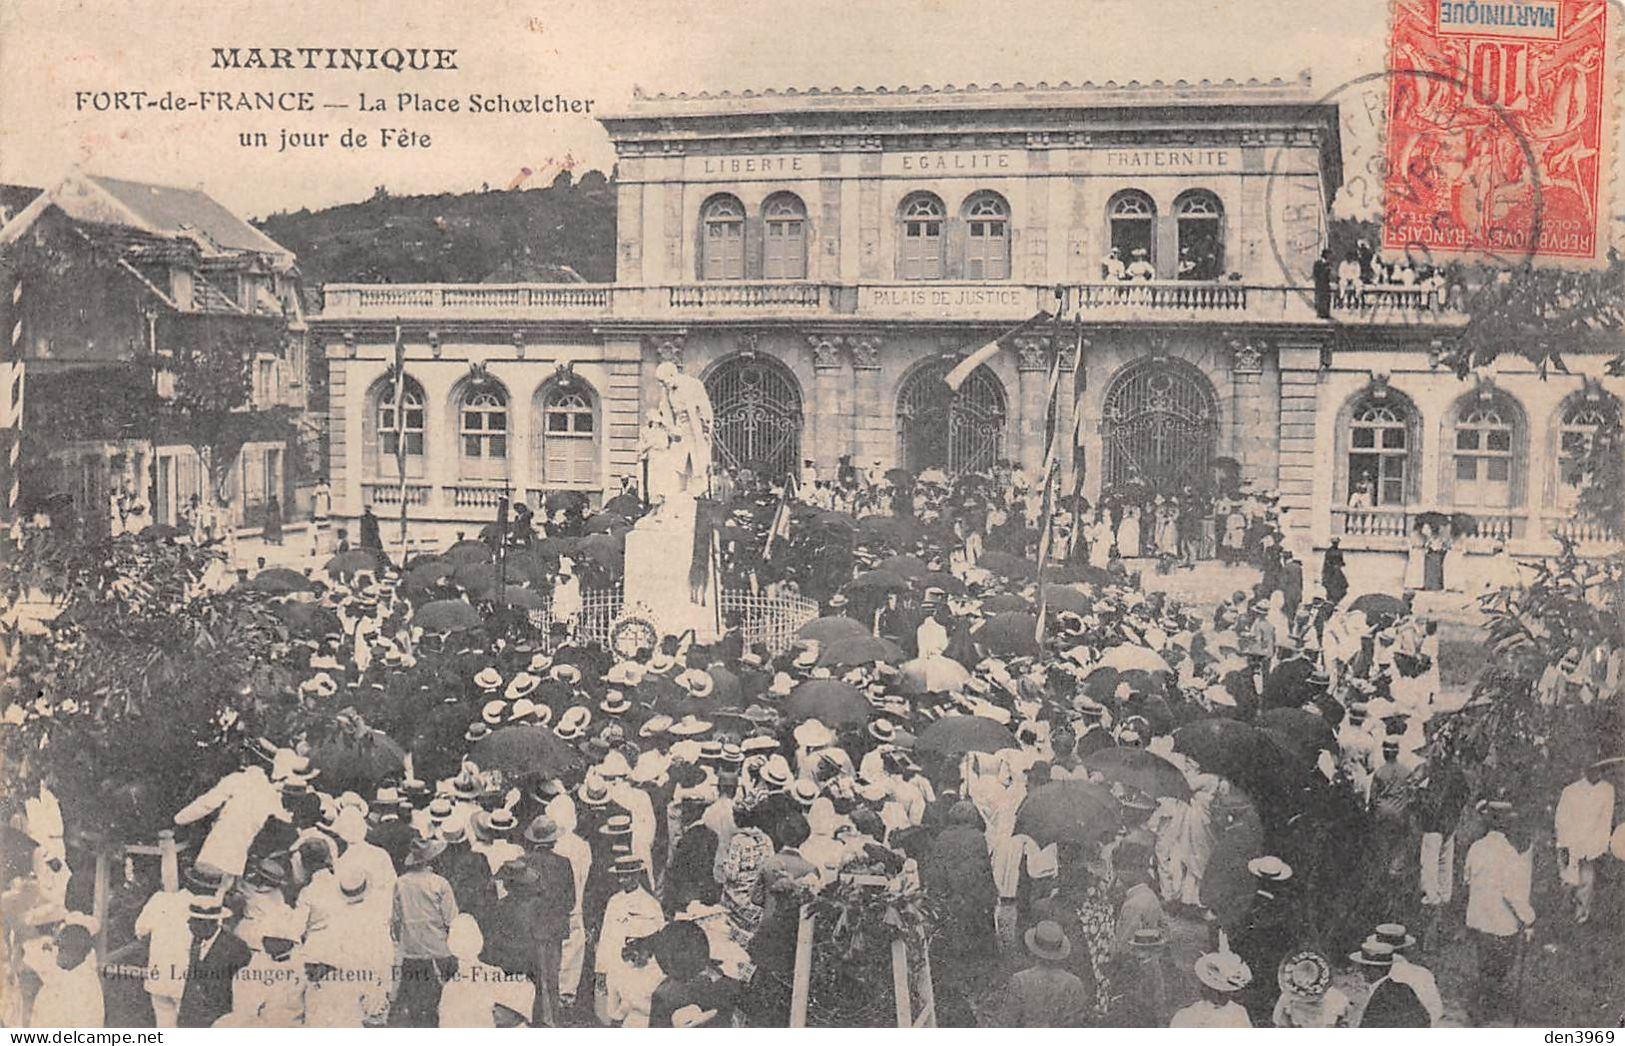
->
[[1023, 920, 1072, 961], [1194, 951, 1253, 992], [1277, 950, 1331, 997]]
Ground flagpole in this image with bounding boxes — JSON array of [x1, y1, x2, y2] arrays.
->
[[1033, 290, 1069, 642]]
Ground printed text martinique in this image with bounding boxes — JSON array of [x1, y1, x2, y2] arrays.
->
[[210, 48, 459, 71]]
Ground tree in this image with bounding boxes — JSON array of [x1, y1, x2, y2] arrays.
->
[[0, 524, 327, 842]]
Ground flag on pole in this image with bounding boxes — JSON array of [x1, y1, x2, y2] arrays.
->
[[763, 473, 797, 559], [393, 324, 408, 555], [1033, 315, 1086, 642], [943, 310, 1051, 392]]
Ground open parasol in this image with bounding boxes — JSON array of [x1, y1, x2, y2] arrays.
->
[[485, 585, 544, 610], [1348, 593, 1407, 618], [444, 539, 494, 565], [1015, 780, 1123, 847], [980, 592, 1033, 614], [877, 554, 930, 579], [1096, 645, 1172, 674], [1082, 746, 1192, 801], [243, 567, 315, 594], [306, 726, 406, 791], [324, 549, 384, 578], [471, 724, 585, 778], [797, 615, 873, 645], [818, 634, 903, 668], [975, 612, 1043, 657], [783, 680, 871, 726], [913, 715, 1016, 759], [1039, 583, 1091, 614], [414, 599, 484, 632], [899, 654, 971, 694], [1257, 707, 1337, 759], [979, 551, 1038, 580], [846, 569, 911, 596], [272, 601, 340, 638]]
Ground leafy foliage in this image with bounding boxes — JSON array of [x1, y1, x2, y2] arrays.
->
[[806, 873, 931, 1026], [0, 524, 330, 842], [254, 169, 616, 290]]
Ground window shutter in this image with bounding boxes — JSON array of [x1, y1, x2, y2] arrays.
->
[[545, 433, 569, 483], [362, 391, 380, 479], [570, 439, 595, 485]]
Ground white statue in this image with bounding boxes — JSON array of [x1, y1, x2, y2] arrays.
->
[[640, 361, 714, 521]]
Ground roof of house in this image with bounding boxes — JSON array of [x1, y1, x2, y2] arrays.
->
[[83, 175, 291, 260]]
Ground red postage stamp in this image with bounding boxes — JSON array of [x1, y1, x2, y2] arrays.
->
[[1383, 0, 1616, 267]]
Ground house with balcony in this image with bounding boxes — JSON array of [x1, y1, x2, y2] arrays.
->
[[311, 74, 1622, 586], [0, 173, 310, 537]]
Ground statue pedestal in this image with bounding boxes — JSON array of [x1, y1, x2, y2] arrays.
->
[[623, 498, 718, 642]]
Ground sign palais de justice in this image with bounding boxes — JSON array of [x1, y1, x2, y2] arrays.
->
[[312, 76, 1624, 588]]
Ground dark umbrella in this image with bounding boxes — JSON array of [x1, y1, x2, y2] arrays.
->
[[471, 724, 585, 778], [877, 554, 929, 579], [325, 549, 383, 578], [981, 592, 1032, 614], [306, 726, 406, 790], [486, 585, 544, 610], [244, 567, 315, 594], [138, 523, 183, 540], [783, 680, 871, 726], [1015, 780, 1123, 847], [884, 467, 913, 487], [444, 540, 494, 565], [403, 560, 455, 587], [797, 616, 873, 645], [604, 493, 644, 518], [272, 600, 340, 638], [543, 490, 589, 513], [916, 572, 966, 596], [856, 516, 922, 547], [1039, 583, 1091, 614], [705, 666, 743, 708], [1349, 593, 1407, 618], [976, 612, 1042, 657], [575, 532, 625, 564], [818, 634, 903, 668], [1257, 707, 1338, 759], [1413, 511, 1452, 532], [583, 512, 629, 535], [1082, 746, 1192, 801], [453, 561, 502, 595], [979, 551, 1037, 580], [1050, 564, 1116, 586], [502, 550, 554, 588], [913, 715, 1016, 759], [846, 569, 910, 596], [1173, 719, 1310, 827], [415, 599, 484, 632]]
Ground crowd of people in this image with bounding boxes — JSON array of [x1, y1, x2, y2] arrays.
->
[[2, 464, 1621, 1029]]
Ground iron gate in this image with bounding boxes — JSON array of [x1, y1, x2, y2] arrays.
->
[[705, 356, 803, 481], [1101, 358, 1218, 492], [897, 361, 1006, 475]]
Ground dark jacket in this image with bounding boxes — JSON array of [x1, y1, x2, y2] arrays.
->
[[521, 846, 577, 940], [1360, 977, 1431, 1027], [178, 930, 252, 1027]]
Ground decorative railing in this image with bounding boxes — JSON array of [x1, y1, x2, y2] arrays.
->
[[445, 484, 510, 510], [1333, 507, 1412, 538], [1547, 515, 1623, 545], [665, 282, 828, 309], [361, 482, 432, 507], [1331, 286, 1446, 312], [1467, 511, 1524, 543], [1070, 281, 1249, 311], [523, 587, 817, 655]]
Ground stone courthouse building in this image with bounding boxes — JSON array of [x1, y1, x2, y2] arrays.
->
[[313, 74, 1622, 584]]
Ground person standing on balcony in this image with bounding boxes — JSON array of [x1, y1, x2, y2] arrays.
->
[[1337, 252, 1362, 304], [1312, 249, 1334, 319], [1127, 248, 1155, 281], [1101, 246, 1126, 281]]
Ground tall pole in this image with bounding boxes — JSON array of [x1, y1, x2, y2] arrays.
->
[[393, 323, 408, 563]]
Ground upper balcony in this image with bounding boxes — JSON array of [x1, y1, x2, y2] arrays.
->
[[318, 280, 1467, 328]]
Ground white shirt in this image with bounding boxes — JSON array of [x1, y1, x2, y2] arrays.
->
[[1555, 778, 1615, 861], [30, 955, 104, 1028], [1171, 999, 1251, 1027], [173, 766, 288, 876], [1463, 830, 1535, 936], [1389, 955, 1442, 1025], [134, 889, 193, 999], [596, 888, 665, 976]]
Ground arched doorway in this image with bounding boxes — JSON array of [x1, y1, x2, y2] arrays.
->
[[897, 360, 1006, 475], [1101, 358, 1218, 493], [705, 355, 803, 480]]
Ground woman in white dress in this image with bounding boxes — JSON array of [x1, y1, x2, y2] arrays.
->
[[1402, 525, 1429, 591], [1089, 512, 1114, 569], [1117, 504, 1143, 559]]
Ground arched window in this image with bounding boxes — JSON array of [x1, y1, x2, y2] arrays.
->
[[533, 380, 598, 488], [369, 375, 426, 479], [1108, 191, 1157, 273], [459, 385, 509, 480], [1447, 392, 1523, 509], [701, 194, 746, 281], [1175, 191, 1224, 280], [1347, 396, 1414, 507], [897, 359, 1006, 474], [962, 192, 1011, 280], [1555, 393, 1618, 505], [762, 193, 807, 280], [898, 192, 946, 281]]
